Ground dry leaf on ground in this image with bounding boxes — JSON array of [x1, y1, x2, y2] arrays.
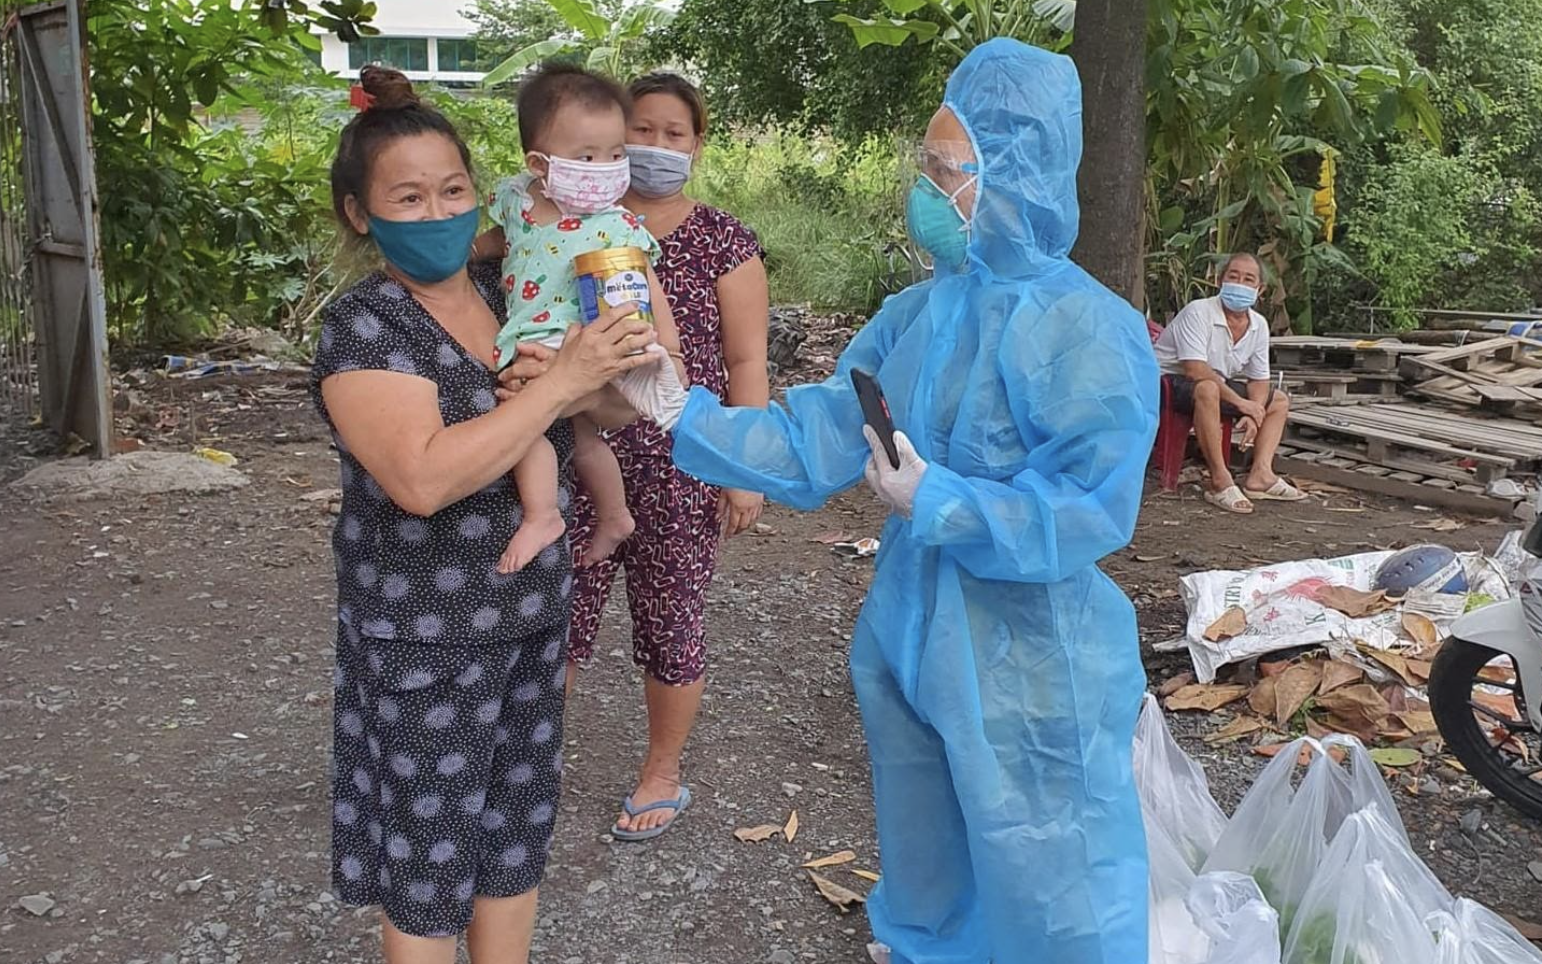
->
[[1320, 660, 1363, 694], [734, 825, 783, 843], [1502, 915, 1542, 942], [1316, 586, 1396, 618], [1478, 664, 1517, 686], [803, 850, 857, 870], [1360, 646, 1419, 687], [1397, 710, 1439, 735], [1276, 662, 1324, 727], [1294, 479, 1356, 495], [1248, 676, 1278, 718], [1206, 716, 1267, 745], [1406, 659, 1433, 683], [1157, 672, 1195, 698], [1253, 743, 1343, 765], [1473, 690, 1519, 720], [851, 869, 881, 883], [1411, 517, 1466, 532], [808, 872, 866, 913], [1402, 613, 1441, 657], [1317, 684, 1392, 743], [1305, 715, 1335, 741], [1204, 607, 1248, 642], [811, 532, 853, 545], [784, 810, 800, 844], [1165, 683, 1250, 713]]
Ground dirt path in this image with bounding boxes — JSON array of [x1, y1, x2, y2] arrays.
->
[[1, 371, 1538, 964]]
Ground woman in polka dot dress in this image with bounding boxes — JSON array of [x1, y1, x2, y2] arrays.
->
[[312, 66, 660, 962]]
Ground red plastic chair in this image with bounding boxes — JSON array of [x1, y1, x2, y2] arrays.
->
[[1148, 319, 1234, 492]]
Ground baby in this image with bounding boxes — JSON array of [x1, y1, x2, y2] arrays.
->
[[474, 63, 683, 574]]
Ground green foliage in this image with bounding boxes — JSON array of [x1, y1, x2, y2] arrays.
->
[[479, 0, 671, 86], [1317, 0, 1542, 321], [1343, 145, 1536, 326], [824, 0, 1070, 56], [691, 133, 909, 311], [1141, 0, 1438, 331], [88, 0, 370, 345], [661, 0, 941, 140], [463, 0, 581, 69]]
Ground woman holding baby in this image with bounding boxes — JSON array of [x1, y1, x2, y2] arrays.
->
[[312, 60, 764, 963]]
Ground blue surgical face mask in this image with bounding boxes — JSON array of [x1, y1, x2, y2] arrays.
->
[[367, 207, 480, 284], [1219, 281, 1259, 312], [628, 144, 694, 199], [906, 174, 974, 272]]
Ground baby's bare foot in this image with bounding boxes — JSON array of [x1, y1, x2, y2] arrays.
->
[[577, 512, 635, 568], [497, 511, 566, 574]]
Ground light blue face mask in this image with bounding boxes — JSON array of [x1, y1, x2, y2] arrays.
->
[[906, 174, 975, 271], [368, 208, 480, 284], [1219, 281, 1260, 312], [628, 144, 694, 199]]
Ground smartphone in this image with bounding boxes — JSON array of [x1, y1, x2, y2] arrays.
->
[[850, 368, 900, 470]]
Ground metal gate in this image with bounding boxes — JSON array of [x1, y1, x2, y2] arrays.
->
[[2, 0, 110, 456]]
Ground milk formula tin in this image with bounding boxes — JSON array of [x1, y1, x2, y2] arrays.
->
[[574, 246, 653, 328]]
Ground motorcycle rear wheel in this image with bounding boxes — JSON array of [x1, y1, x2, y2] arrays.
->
[[1429, 638, 1542, 820]]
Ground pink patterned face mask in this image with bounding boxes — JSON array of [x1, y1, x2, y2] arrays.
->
[[535, 154, 631, 215]]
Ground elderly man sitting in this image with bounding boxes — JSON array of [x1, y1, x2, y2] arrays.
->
[[1152, 253, 1305, 513]]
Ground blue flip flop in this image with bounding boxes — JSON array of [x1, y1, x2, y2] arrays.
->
[[610, 785, 691, 842]]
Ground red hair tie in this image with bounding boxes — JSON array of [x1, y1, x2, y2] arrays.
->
[[350, 85, 374, 111]]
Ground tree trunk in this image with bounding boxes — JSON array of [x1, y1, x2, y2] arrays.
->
[[1069, 0, 1149, 309]]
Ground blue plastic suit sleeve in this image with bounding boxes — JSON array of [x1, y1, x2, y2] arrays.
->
[[670, 307, 898, 511]]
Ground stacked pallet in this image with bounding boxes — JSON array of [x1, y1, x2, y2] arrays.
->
[[1265, 336, 1540, 515], [1398, 336, 1542, 412], [1270, 336, 1436, 399]]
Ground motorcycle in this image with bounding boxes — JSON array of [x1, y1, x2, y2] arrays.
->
[[1429, 514, 1542, 819]]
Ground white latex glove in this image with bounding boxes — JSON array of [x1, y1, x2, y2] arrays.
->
[[614, 343, 688, 430], [862, 426, 927, 518]]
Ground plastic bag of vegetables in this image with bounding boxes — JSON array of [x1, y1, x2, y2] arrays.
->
[[1135, 692, 1228, 871], [1282, 805, 1451, 964]]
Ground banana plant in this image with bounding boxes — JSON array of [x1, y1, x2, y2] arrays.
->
[[481, 0, 673, 86], [818, 0, 1067, 56]]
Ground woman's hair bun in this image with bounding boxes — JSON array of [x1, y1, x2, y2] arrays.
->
[[359, 65, 419, 110]]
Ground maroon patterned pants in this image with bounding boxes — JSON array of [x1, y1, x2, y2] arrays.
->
[[568, 450, 720, 685]]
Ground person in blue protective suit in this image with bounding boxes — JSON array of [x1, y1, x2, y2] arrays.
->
[[581, 38, 1160, 964]]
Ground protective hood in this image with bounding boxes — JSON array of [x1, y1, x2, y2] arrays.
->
[[943, 38, 1083, 277]]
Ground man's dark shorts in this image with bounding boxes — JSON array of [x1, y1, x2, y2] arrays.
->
[[1165, 376, 1275, 419]]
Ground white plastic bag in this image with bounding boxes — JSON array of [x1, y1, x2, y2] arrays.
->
[[1281, 805, 1452, 964], [1135, 693, 1229, 870], [1150, 823, 1285, 964], [1201, 735, 1404, 936], [1149, 816, 1209, 964], [1187, 872, 1282, 964], [1428, 899, 1542, 964]]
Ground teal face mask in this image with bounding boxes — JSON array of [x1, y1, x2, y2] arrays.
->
[[367, 208, 480, 284], [906, 174, 974, 271]]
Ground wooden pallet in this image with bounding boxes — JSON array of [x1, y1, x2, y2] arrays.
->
[[1272, 336, 1436, 373], [1277, 446, 1515, 517], [1399, 336, 1542, 407], [1285, 401, 1542, 483]]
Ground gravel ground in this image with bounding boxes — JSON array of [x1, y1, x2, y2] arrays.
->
[[1, 357, 1538, 964]]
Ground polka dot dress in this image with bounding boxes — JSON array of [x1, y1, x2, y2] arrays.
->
[[312, 263, 576, 937]]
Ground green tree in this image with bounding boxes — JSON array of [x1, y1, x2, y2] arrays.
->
[[88, 0, 374, 344], [661, 0, 940, 139], [479, 0, 671, 85], [462, 0, 586, 69]]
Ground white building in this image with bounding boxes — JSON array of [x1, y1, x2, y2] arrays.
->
[[312, 0, 487, 85]]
